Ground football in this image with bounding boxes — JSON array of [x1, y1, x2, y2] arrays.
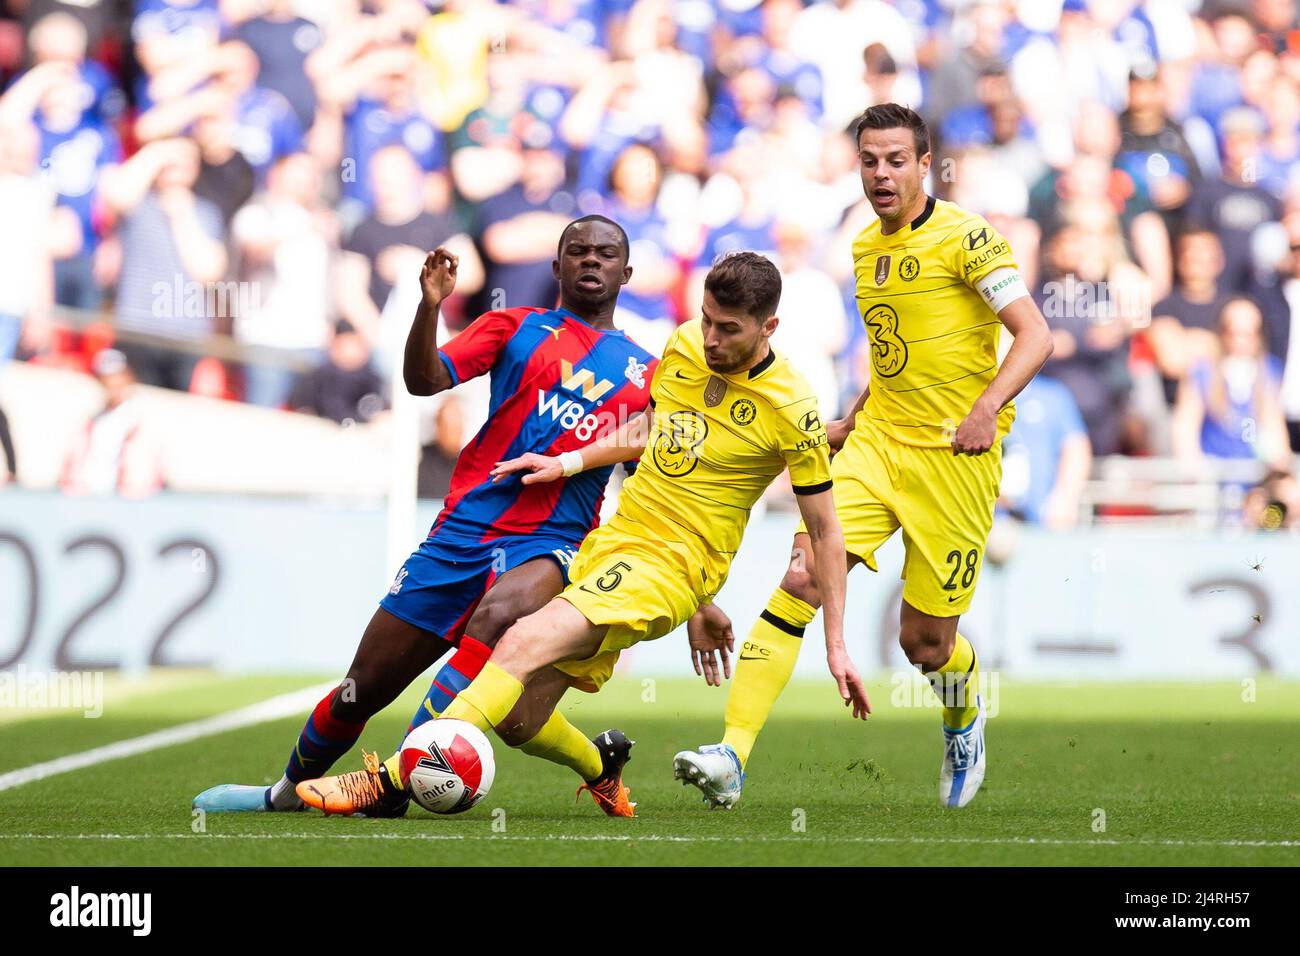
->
[[399, 719, 496, 814]]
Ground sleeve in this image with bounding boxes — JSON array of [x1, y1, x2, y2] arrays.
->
[[952, 216, 1018, 289], [778, 394, 832, 495], [437, 309, 525, 386]]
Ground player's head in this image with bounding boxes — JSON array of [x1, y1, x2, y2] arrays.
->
[[701, 251, 781, 374], [554, 215, 632, 313], [855, 103, 931, 225]]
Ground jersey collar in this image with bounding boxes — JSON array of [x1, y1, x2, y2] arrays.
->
[[746, 346, 775, 379], [910, 195, 936, 231]]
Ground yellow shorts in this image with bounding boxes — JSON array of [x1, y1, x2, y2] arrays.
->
[[798, 421, 1001, 617], [554, 512, 715, 692]]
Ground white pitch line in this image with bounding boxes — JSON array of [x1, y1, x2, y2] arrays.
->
[[0, 833, 1296, 848], [0, 681, 336, 793]]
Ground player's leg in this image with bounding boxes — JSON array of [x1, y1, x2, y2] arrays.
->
[[678, 441, 898, 807], [439, 596, 605, 732], [193, 608, 449, 812], [496, 666, 637, 816], [896, 599, 986, 808], [674, 536, 865, 808], [894, 440, 999, 808], [400, 555, 566, 735]]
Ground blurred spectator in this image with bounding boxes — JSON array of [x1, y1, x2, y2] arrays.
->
[[789, 0, 920, 131], [602, 143, 677, 356], [100, 137, 227, 391], [999, 376, 1093, 530], [1147, 229, 1230, 404], [60, 348, 164, 497], [1116, 63, 1199, 229], [418, 394, 465, 499], [1036, 209, 1142, 456], [190, 100, 257, 227], [769, 219, 846, 419], [477, 138, 573, 312], [925, 0, 1006, 124], [0, 404, 15, 486], [16, 11, 125, 123], [0, 60, 122, 311], [291, 319, 387, 425], [1184, 107, 1284, 293], [337, 145, 483, 343], [1172, 297, 1291, 468], [231, 0, 324, 131], [135, 41, 306, 182], [231, 152, 335, 408], [311, 27, 448, 226], [0, 119, 54, 362]]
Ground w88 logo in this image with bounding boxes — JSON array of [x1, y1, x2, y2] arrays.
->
[[537, 389, 607, 441]]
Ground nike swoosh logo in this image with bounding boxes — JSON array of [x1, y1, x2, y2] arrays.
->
[[738, 654, 767, 661], [947, 595, 960, 602], [674, 370, 688, 378]]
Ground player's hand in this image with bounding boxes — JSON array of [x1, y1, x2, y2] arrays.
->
[[951, 401, 997, 456], [827, 646, 871, 719], [827, 417, 853, 452], [420, 247, 458, 305], [490, 452, 563, 485], [687, 603, 734, 686]]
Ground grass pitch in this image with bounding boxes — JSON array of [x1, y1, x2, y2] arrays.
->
[[1, 672, 1297, 866]]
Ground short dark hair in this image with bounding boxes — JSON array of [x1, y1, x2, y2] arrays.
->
[[557, 214, 630, 263], [704, 251, 782, 320], [855, 103, 930, 158]]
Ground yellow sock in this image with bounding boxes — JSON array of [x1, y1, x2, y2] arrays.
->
[[721, 588, 813, 769], [441, 662, 524, 732], [933, 633, 979, 730], [519, 710, 603, 781]]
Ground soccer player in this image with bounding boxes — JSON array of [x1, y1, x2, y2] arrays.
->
[[193, 215, 679, 817], [430, 251, 871, 815], [673, 103, 1055, 810]]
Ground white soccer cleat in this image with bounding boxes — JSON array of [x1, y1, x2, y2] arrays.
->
[[673, 743, 745, 810], [940, 694, 987, 808]]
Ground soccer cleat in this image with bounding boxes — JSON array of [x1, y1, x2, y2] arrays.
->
[[940, 694, 987, 808], [673, 743, 744, 810], [575, 728, 637, 817], [192, 783, 302, 812], [295, 751, 410, 817]]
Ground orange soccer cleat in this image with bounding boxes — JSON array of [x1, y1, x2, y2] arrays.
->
[[295, 751, 410, 817], [575, 729, 637, 818]]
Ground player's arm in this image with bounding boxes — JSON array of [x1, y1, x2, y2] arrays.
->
[[402, 248, 459, 396], [794, 488, 869, 719], [952, 277, 1054, 456], [490, 408, 654, 484]]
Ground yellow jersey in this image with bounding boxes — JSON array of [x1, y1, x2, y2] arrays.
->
[[854, 196, 1017, 447], [616, 318, 831, 580]]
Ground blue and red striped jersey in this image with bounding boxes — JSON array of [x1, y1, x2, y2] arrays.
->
[[431, 306, 657, 543]]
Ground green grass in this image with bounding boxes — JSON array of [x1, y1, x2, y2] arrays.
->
[[1, 674, 1298, 866]]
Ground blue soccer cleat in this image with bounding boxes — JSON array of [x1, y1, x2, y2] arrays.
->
[[192, 783, 302, 813], [673, 743, 745, 810], [940, 695, 987, 808]]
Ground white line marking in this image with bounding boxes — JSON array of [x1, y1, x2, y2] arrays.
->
[[0, 833, 1296, 848], [0, 681, 336, 793]]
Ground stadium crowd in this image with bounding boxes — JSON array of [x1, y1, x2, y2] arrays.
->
[[1, 0, 1299, 527]]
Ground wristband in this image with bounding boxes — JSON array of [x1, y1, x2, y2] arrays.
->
[[559, 450, 584, 476]]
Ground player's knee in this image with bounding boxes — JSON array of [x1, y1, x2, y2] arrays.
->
[[779, 564, 817, 605], [464, 596, 518, 646], [491, 621, 542, 678], [899, 624, 951, 673]]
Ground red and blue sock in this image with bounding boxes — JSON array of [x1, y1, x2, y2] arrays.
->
[[402, 636, 493, 740], [284, 689, 366, 784]]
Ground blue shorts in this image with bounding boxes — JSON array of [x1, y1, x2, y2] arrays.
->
[[379, 533, 581, 643]]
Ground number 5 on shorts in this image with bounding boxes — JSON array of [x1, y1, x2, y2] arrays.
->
[[581, 560, 632, 595]]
